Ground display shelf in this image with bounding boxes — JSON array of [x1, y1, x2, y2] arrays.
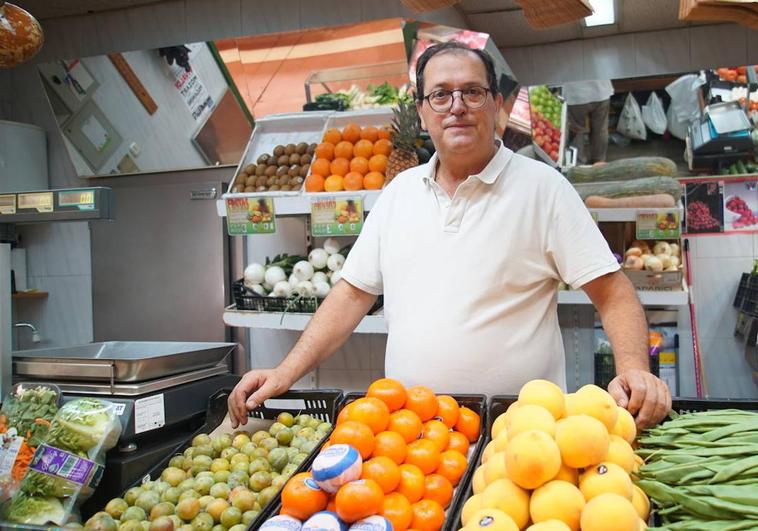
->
[[587, 202, 684, 222], [558, 288, 689, 306], [223, 306, 387, 333], [216, 190, 382, 217], [11, 291, 48, 300]]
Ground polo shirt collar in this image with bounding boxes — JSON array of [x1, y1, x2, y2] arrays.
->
[[422, 140, 511, 186]]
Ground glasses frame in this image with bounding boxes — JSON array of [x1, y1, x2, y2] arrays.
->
[[420, 86, 492, 113]]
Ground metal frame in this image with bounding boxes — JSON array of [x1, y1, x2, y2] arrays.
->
[[304, 61, 409, 103]]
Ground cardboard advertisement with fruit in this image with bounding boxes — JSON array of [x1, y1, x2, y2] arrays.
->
[[685, 182, 724, 234], [723, 181, 758, 231]]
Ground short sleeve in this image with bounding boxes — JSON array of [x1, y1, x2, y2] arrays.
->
[[546, 177, 620, 289], [340, 195, 386, 295]]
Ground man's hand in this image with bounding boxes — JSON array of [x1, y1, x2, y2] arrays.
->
[[608, 369, 672, 430], [227, 368, 292, 429]]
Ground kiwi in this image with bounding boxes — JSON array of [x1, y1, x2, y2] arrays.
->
[[296, 142, 308, 155], [231, 184, 245, 193], [275, 166, 288, 177], [286, 144, 297, 155], [289, 153, 301, 165], [255, 164, 266, 176], [257, 185, 267, 192], [266, 176, 277, 186], [299, 165, 309, 177], [244, 186, 255, 192], [268, 185, 280, 191], [280, 185, 292, 191], [246, 176, 257, 187], [277, 176, 289, 186], [273, 145, 285, 157], [264, 166, 277, 177], [276, 155, 289, 166], [235, 175, 247, 186], [244, 164, 256, 174], [256, 176, 267, 187], [287, 165, 299, 177], [300, 153, 312, 165], [308, 143, 317, 154], [292, 176, 304, 185], [256, 154, 270, 165]]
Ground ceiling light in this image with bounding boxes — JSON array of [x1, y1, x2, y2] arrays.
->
[[584, 0, 615, 27]]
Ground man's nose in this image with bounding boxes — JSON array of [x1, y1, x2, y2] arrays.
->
[[449, 93, 467, 115]]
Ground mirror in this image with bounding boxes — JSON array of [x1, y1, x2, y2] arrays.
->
[[38, 42, 253, 177]]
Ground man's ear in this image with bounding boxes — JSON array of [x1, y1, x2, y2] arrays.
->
[[494, 91, 504, 113], [416, 101, 427, 131]]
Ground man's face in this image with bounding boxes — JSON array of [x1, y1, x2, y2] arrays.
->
[[417, 51, 502, 155]]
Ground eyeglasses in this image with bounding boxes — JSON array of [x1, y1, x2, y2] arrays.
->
[[421, 86, 491, 113]]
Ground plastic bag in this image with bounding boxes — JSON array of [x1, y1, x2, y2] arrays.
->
[[666, 74, 705, 140], [642, 92, 667, 135], [0, 384, 60, 502], [2, 398, 122, 526], [617, 93, 647, 140]]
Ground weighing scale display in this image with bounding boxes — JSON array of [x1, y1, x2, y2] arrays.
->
[[0, 195, 15, 215], [58, 189, 96, 208], [18, 192, 54, 212]]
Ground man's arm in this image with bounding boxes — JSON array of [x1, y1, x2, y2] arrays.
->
[[581, 270, 672, 429], [228, 280, 378, 427]]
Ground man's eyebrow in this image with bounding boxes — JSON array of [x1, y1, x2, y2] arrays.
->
[[427, 80, 487, 90]]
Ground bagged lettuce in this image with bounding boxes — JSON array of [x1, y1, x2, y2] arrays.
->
[[2, 398, 121, 527]]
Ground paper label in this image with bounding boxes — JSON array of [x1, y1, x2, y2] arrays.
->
[[0, 194, 16, 215], [112, 403, 126, 416], [636, 210, 680, 240], [134, 393, 165, 434], [29, 444, 97, 486], [18, 192, 54, 213], [310, 196, 363, 236], [226, 197, 275, 235], [0, 431, 24, 476]]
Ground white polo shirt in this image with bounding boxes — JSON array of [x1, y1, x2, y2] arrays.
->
[[340, 142, 619, 395]]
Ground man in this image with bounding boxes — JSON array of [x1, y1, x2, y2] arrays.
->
[[228, 42, 671, 430], [563, 79, 614, 164]]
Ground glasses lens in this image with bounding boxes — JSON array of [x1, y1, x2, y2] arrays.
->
[[429, 90, 451, 111], [463, 87, 487, 107]]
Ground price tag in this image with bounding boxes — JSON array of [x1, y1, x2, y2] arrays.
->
[[310, 196, 364, 236], [226, 197, 276, 235], [58, 189, 96, 210], [18, 192, 53, 213], [636, 210, 680, 240], [0, 194, 16, 215], [134, 393, 165, 434]]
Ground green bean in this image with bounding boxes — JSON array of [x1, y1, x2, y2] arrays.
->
[[710, 455, 758, 483], [701, 420, 758, 442]]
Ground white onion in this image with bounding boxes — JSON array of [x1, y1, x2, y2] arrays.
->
[[268, 292, 278, 298], [669, 243, 680, 257], [250, 284, 266, 296], [262, 282, 273, 292], [308, 248, 329, 269], [624, 255, 644, 271], [312, 272, 329, 285], [327, 253, 345, 272], [670, 256, 681, 268], [296, 280, 315, 297], [264, 266, 286, 286], [289, 274, 300, 289], [656, 253, 672, 269], [323, 238, 341, 255], [644, 256, 664, 272], [330, 270, 342, 286], [624, 247, 642, 257], [243, 262, 266, 284], [653, 241, 672, 256], [314, 282, 331, 297], [273, 280, 293, 297], [293, 260, 315, 281]]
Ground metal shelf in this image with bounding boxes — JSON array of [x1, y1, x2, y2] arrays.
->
[[216, 190, 382, 218], [558, 288, 689, 306], [223, 306, 387, 333]]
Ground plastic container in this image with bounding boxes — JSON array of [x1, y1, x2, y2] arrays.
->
[[257, 391, 488, 531], [233, 279, 384, 314]]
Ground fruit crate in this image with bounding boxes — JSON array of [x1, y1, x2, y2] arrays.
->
[[224, 111, 332, 197], [256, 391, 488, 530], [119, 387, 343, 531], [232, 279, 384, 314]]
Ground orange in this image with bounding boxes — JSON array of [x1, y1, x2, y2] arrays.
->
[[368, 154, 388, 173], [435, 395, 460, 428], [337, 403, 353, 424], [330, 157, 350, 177], [280, 472, 329, 521], [423, 474, 453, 508], [436, 450, 467, 486], [310, 158, 331, 177], [411, 499, 445, 531], [314, 142, 335, 160], [304, 174, 325, 193], [364, 171, 385, 190], [343, 172, 364, 191], [330, 420, 375, 459], [405, 439, 441, 475], [381, 492, 413, 531], [389, 409, 423, 443], [362, 456, 400, 494], [361, 126, 379, 142], [326, 497, 336, 513], [335, 479, 384, 523], [342, 123, 362, 144], [323, 128, 342, 144], [323, 175, 344, 192], [348, 397, 390, 434], [373, 138, 393, 156], [349, 156, 369, 175], [368, 378, 407, 412], [373, 430, 407, 465], [378, 126, 392, 140], [397, 464, 426, 503], [334, 141, 354, 159], [446, 431, 470, 455], [353, 139, 374, 159], [455, 406, 481, 443], [405, 386, 438, 422], [422, 420, 450, 452]]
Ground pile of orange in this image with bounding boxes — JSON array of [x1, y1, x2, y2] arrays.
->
[[304, 124, 394, 193], [278, 378, 481, 531]]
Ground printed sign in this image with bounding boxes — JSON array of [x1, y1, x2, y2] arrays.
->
[[29, 444, 99, 486], [134, 393, 166, 435], [168, 44, 214, 122], [310, 196, 364, 236], [636, 211, 680, 240], [226, 197, 276, 235]]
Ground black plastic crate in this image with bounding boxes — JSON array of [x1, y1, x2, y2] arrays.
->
[[594, 352, 659, 390], [233, 279, 384, 314], [670, 397, 757, 413], [117, 387, 342, 531], [257, 391, 488, 531]]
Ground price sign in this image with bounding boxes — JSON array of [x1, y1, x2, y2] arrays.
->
[[0, 195, 16, 215], [310, 196, 363, 236], [636, 210, 680, 240], [226, 197, 275, 235], [18, 192, 53, 213], [58, 189, 96, 210]]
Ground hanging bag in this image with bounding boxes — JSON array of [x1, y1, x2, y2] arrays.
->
[[617, 93, 647, 140]]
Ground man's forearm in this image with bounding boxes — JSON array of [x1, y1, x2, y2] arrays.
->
[[583, 271, 649, 373], [277, 280, 378, 383]]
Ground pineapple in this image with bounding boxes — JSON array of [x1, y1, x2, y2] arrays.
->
[[386, 100, 421, 182]]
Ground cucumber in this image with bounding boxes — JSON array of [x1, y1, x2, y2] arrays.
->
[[572, 176, 683, 200], [566, 157, 678, 183]]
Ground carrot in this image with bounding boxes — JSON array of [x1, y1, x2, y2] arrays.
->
[[11, 439, 35, 481], [584, 194, 676, 208]]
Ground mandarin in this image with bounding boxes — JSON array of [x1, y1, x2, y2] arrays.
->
[[330, 157, 350, 177], [323, 128, 341, 144], [341, 123, 362, 144], [435, 395, 460, 428], [362, 456, 400, 494], [315, 142, 335, 160], [397, 464, 426, 503], [364, 171, 385, 190], [368, 154, 388, 173], [280, 472, 328, 521], [455, 406, 481, 443], [373, 430, 407, 465], [354, 139, 374, 159], [382, 492, 413, 531], [405, 386, 438, 422], [360, 126, 379, 142], [405, 439, 441, 475], [349, 156, 369, 175], [378, 126, 392, 140], [422, 420, 450, 452], [335, 479, 384, 523], [334, 141, 354, 159], [423, 474, 453, 508], [389, 409, 423, 443], [304, 174, 325, 193], [447, 431, 470, 455], [343, 172, 364, 191], [323, 175, 344, 192], [348, 397, 390, 434], [367, 378, 407, 412], [330, 420, 374, 458], [436, 450, 467, 486], [411, 499, 445, 531], [373, 138, 393, 156], [310, 157, 331, 177]]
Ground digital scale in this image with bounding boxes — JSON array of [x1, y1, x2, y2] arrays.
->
[[688, 101, 756, 171], [0, 187, 113, 223]]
